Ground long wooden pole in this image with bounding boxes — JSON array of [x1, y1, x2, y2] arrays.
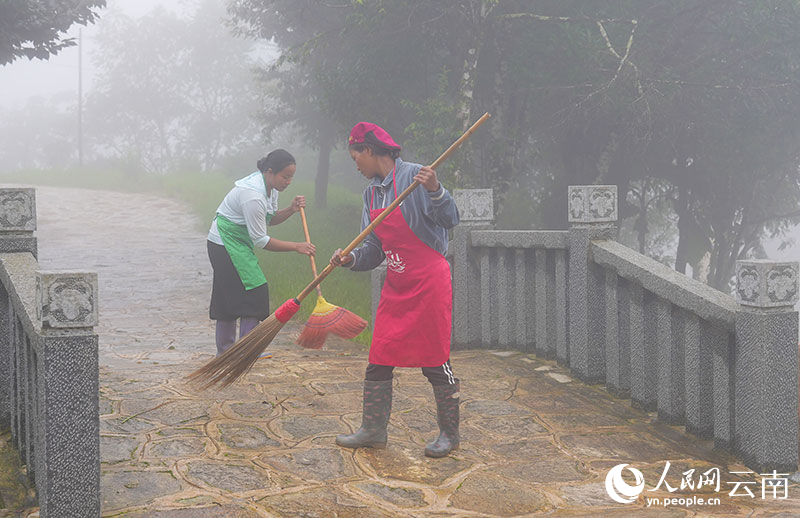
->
[[299, 207, 322, 296], [295, 112, 490, 302]]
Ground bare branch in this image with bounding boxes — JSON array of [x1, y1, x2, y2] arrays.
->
[[499, 13, 637, 25]]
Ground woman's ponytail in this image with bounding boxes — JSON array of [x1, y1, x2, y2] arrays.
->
[[257, 149, 296, 174]]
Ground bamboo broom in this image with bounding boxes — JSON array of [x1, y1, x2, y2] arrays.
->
[[187, 112, 491, 389], [296, 206, 367, 348]]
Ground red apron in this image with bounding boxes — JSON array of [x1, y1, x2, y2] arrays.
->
[[368, 169, 452, 367]]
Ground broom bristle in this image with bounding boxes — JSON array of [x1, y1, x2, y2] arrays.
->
[[187, 314, 285, 389], [330, 308, 368, 339], [296, 296, 367, 349], [296, 322, 327, 349]]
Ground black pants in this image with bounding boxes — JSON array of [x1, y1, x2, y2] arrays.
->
[[365, 360, 458, 386], [207, 241, 270, 320]]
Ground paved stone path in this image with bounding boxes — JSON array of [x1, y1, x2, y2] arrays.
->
[[2, 185, 800, 517]]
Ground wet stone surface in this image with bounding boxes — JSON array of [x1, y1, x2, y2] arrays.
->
[[146, 438, 208, 459], [359, 442, 473, 485], [119, 400, 210, 427], [184, 461, 274, 493], [116, 505, 264, 518], [258, 487, 393, 518], [260, 447, 353, 482], [100, 436, 141, 464], [101, 470, 182, 512], [463, 398, 534, 416], [449, 471, 553, 516], [100, 416, 159, 434], [472, 414, 549, 437], [0, 186, 794, 517], [538, 411, 631, 430], [493, 455, 591, 484], [352, 481, 428, 508], [225, 401, 276, 420], [274, 414, 346, 441], [559, 431, 685, 462], [559, 482, 618, 507], [217, 423, 280, 450], [99, 397, 114, 416]]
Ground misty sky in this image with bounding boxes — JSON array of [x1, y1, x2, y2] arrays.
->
[[0, 0, 190, 109]]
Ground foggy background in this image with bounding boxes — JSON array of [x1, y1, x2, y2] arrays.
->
[[0, 1, 177, 107], [1, 0, 799, 303]]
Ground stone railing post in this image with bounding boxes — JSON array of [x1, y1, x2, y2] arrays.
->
[[733, 260, 798, 472], [451, 189, 494, 349], [35, 271, 101, 517], [0, 188, 36, 431], [0, 188, 37, 257], [567, 185, 617, 383]]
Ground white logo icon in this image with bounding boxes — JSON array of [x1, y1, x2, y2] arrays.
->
[[384, 249, 406, 274], [605, 464, 645, 504]]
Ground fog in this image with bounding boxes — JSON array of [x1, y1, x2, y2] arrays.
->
[[0, 1, 188, 109], [1, 1, 799, 302]]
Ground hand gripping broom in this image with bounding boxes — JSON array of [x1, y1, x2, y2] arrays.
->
[[296, 206, 367, 348], [188, 112, 490, 389]]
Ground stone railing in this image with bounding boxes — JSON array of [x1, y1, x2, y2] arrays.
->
[[0, 188, 100, 517], [373, 185, 800, 472]]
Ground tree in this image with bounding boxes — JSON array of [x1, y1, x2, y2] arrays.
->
[[0, 0, 105, 65], [552, 0, 800, 289], [86, 1, 264, 173], [228, 0, 800, 291], [0, 93, 78, 169]]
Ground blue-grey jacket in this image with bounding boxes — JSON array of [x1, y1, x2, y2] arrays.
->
[[346, 158, 460, 271]]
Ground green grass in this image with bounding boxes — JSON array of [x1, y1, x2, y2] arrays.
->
[[0, 167, 374, 345]]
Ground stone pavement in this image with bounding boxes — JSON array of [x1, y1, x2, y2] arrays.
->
[[1, 185, 800, 517]]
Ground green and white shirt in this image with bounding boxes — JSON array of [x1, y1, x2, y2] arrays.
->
[[208, 171, 279, 249]]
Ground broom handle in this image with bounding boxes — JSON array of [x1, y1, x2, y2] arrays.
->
[[295, 112, 491, 303], [299, 207, 323, 297]]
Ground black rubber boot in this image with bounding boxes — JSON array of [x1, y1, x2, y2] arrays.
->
[[425, 382, 460, 458], [336, 379, 392, 449]]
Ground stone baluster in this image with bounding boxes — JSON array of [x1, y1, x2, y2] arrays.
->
[[567, 185, 617, 383], [656, 299, 683, 424], [710, 324, 734, 450], [554, 249, 568, 364], [534, 249, 549, 357], [683, 313, 712, 439], [733, 260, 798, 472], [451, 189, 494, 349], [604, 269, 624, 396], [35, 271, 100, 517]]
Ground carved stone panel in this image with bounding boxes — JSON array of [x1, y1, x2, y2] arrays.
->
[[0, 188, 36, 231], [736, 260, 798, 308], [36, 271, 99, 328], [568, 185, 618, 223], [453, 189, 493, 222]]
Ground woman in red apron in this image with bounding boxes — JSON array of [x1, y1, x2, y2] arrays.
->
[[331, 122, 460, 457]]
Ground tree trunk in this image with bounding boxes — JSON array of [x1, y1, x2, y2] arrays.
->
[[673, 184, 690, 274], [636, 180, 648, 254], [315, 132, 333, 209], [710, 229, 730, 291]]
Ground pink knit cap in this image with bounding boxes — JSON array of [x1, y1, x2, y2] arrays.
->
[[348, 122, 401, 151]]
